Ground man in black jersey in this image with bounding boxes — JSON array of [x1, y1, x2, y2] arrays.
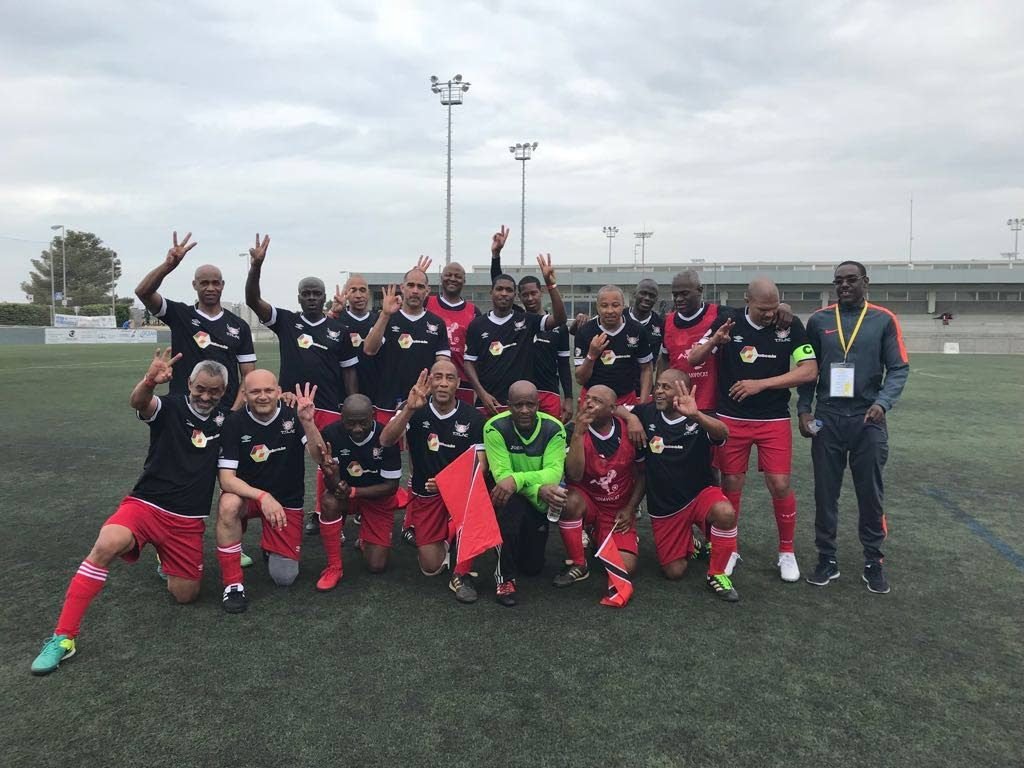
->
[[380, 360, 487, 601], [244, 234, 359, 536], [31, 351, 229, 675], [363, 269, 451, 422], [215, 370, 310, 613], [518, 275, 574, 422], [629, 278, 664, 348], [464, 255, 566, 415], [575, 285, 654, 406], [328, 275, 380, 406], [135, 231, 257, 410]]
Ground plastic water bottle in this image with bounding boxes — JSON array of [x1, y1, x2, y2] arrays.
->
[[547, 479, 568, 522], [807, 418, 824, 436]]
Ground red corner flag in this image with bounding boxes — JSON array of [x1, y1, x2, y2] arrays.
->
[[435, 448, 502, 572], [596, 530, 634, 608]]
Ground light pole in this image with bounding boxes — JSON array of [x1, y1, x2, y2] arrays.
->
[[510, 141, 538, 266], [603, 226, 618, 264], [634, 231, 653, 265], [430, 74, 471, 265], [1008, 218, 1023, 260], [48, 244, 56, 324], [111, 252, 116, 320], [51, 224, 66, 307]]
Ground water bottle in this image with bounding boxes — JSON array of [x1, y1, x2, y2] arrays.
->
[[547, 479, 568, 522], [807, 418, 824, 436]]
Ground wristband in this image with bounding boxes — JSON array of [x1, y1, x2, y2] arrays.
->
[[586, 354, 597, 362], [349, 486, 357, 499], [256, 491, 267, 505]]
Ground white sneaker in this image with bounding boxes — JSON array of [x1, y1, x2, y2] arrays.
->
[[778, 552, 800, 582], [724, 551, 742, 576]]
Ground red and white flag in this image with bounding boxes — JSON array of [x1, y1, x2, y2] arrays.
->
[[435, 448, 502, 572], [596, 530, 634, 608]]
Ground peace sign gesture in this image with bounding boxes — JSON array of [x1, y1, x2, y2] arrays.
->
[[165, 231, 197, 269], [145, 347, 183, 384], [380, 284, 402, 316], [249, 233, 271, 268], [672, 379, 700, 418], [406, 369, 430, 410], [536, 253, 557, 286], [491, 225, 510, 255], [294, 382, 318, 423]]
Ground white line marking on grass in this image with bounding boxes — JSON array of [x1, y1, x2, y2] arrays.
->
[[915, 369, 1024, 387], [0, 360, 144, 374]]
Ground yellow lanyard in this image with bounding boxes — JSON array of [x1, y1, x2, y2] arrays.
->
[[835, 303, 868, 361]]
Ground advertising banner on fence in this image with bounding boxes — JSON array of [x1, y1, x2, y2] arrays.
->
[[45, 328, 158, 345], [54, 314, 117, 328]]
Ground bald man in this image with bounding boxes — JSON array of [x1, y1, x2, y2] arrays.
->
[[426, 260, 482, 405], [136, 231, 257, 409], [575, 284, 654, 406], [215, 370, 309, 613], [689, 277, 818, 582], [328, 275, 381, 405]]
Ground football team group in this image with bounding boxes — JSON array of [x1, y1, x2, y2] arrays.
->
[[30, 226, 910, 676]]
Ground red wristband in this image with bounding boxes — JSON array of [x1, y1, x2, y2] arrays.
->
[[256, 492, 267, 505], [348, 487, 357, 499]]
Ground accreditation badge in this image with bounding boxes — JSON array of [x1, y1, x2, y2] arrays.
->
[[830, 363, 855, 398]]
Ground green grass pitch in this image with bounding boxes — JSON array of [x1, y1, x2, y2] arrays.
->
[[0, 344, 1022, 768]]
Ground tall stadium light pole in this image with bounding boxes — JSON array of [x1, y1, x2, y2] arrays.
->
[[634, 231, 653, 265], [510, 141, 538, 266], [51, 224, 66, 306], [111, 252, 116, 319], [1008, 218, 1023, 260], [48, 244, 56, 324], [603, 226, 618, 264], [430, 74, 471, 265]]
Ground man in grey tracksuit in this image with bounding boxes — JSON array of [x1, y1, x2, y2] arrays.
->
[[797, 260, 910, 594]]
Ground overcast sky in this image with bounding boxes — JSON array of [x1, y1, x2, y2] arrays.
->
[[1, 0, 1022, 306]]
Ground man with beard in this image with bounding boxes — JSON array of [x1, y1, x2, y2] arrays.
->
[[31, 352, 229, 674]]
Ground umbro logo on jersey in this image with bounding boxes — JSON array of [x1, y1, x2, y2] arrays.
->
[[241, 434, 252, 443], [226, 325, 240, 338], [294, 323, 304, 330], [193, 331, 228, 350], [732, 335, 744, 342], [421, 420, 432, 429], [338, 448, 351, 456], [191, 318, 201, 327], [391, 326, 401, 333], [481, 331, 490, 339]]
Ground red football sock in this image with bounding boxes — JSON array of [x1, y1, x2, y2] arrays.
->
[[558, 518, 586, 566], [723, 490, 742, 520], [54, 559, 108, 638], [708, 526, 738, 576], [319, 517, 343, 571], [216, 541, 244, 587], [773, 492, 797, 554]]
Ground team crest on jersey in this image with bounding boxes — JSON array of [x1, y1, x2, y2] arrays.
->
[[372, 447, 383, 460], [347, 461, 364, 477], [350, 332, 364, 347], [191, 429, 209, 448], [281, 419, 295, 434], [215, 413, 226, 427], [649, 435, 665, 454], [775, 328, 790, 339], [574, 347, 582, 357], [250, 444, 270, 462], [514, 319, 526, 331], [226, 325, 240, 338], [652, 326, 662, 337], [685, 421, 699, 434], [454, 422, 470, 436], [626, 336, 639, 347], [427, 432, 440, 452], [600, 349, 616, 365], [327, 329, 341, 341], [426, 323, 439, 335], [297, 334, 313, 349], [398, 333, 413, 349]]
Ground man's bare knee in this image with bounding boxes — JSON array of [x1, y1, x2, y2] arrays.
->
[[167, 577, 200, 604], [662, 559, 688, 580], [88, 524, 136, 567]]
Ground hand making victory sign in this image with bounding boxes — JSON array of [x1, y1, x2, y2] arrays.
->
[[248, 233, 271, 268], [144, 347, 183, 386], [491, 225, 510, 255]]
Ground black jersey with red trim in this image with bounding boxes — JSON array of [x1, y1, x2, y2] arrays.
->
[[629, 308, 664, 348], [402, 400, 485, 496], [265, 307, 358, 413], [709, 308, 815, 420], [129, 395, 230, 518], [320, 421, 402, 489], [344, 309, 380, 404], [218, 404, 307, 509], [633, 402, 723, 518], [374, 310, 451, 410], [574, 317, 654, 397], [532, 322, 570, 395], [156, 298, 257, 406], [464, 310, 545, 403]]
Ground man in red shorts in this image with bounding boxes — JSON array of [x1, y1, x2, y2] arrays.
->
[[380, 360, 487, 601], [31, 350, 229, 675], [688, 278, 818, 582], [297, 391, 402, 588], [633, 369, 741, 601], [564, 385, 646, 580], [215, 369, 309, 613]]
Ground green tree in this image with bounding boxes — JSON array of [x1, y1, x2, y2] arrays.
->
[[21, 231, 122, 307]]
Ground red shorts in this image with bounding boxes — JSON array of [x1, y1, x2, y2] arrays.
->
[[572, 488, 638, 556], [352, 495, 399, 548], [649, 486, 728, 566], [537, 390, 562, 420], [405, 493, 451, 546], [714, 416, 792, 475], [579, 388, 637, 411], [241, 501, 304, 560], [107, 497, 206, 581], [455, 387, 476, 405]]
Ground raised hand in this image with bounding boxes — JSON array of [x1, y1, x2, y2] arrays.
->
[[294, 382, 318, 422], [145, 347, 183, 384], [711, 318, 735, 346], [491, 225, 510, 255], [536, 253, 557, 286], [574, 405, 595, 432], [381, 284, 402, 316], [406, 369, 430, 410], [588, 332, 610, 359], [165, 231, 197, 268], [249, 233, 271, 268], [673, 380, 699, 418], [415, 255, 433, 273]]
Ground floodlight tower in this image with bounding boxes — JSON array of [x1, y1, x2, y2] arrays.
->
[[634, 231, 654, 265], [603, 226, 618, 264], [1008, 218, 1023, 260], [51, 224, 66, 306], [430, 74, 471, 265], [510, 141, 538, 266]]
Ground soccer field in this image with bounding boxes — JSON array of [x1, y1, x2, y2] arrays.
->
[[1, 344, 1022, 768]]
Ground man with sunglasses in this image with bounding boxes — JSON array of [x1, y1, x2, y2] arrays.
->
[[797, 261, 910, 594]]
